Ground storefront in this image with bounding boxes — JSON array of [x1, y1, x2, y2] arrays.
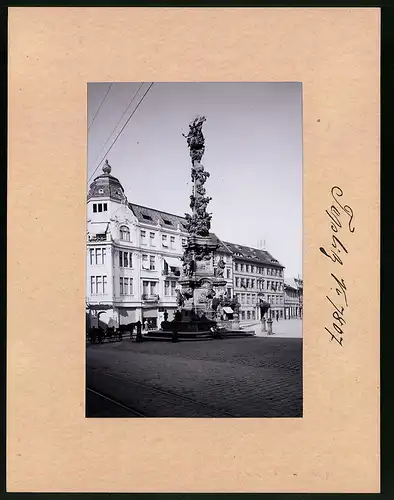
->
[[142, 307, 158, 329]]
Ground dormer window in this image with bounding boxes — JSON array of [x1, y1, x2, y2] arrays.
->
[[162, 218, 173, 226], [142, 214, 153, 221], [120, 225, 130, 241]]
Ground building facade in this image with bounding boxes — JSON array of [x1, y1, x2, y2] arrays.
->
[[86, 163, 286, 329], [284, 278, 303, 319], [222, 242, 285, 322]]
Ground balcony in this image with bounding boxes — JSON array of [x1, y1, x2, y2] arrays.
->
[[88, 234, 107, 242], [142, 293, 160, 303], [162, 269, 181, 277]]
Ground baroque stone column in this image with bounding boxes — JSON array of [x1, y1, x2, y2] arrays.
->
[[178, 116, 226, 321]]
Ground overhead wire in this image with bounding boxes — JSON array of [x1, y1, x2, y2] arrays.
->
[[87, 82, 154, 184], [88, 83, 113, 132], [89, 82, 145, 173]]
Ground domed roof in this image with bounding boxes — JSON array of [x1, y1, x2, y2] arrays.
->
[[87, 160, 127, 203]]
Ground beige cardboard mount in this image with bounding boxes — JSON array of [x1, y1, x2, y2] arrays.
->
[[7, 7, 380, 493]]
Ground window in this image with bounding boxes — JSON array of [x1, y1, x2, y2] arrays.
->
[[165, 281, 177, 297], [142, 254, 149, 270], [90, 275, 107, 295], [235, 277, 240, 287], [241, 293, 245, 304], [93, 204, 97, 213], [119, 251, 132, 268], [247, 311, 251, 320], [246, 265, 249, 273], [89, 247, 106, 265], [170, 236, 175, 249], [150, 232, 156, 246], [235, 263, 239, 271], [251, 266, 254, 274], [149, 255, 155, 270], [247, 294, 251, 304], [120, 226, 130, 241], [251, 279, 254, 288], [246, 279, 250, 288], [120, 277, 124, 295], [252, 294, 256, 304], [97, 248, 106, 265], [151, 282, 157, 295], [226, 268, 231, 279], [142, 214, 153, 221], [241, 278, 245, 287], [140, 230, 146, 244], [252, 311, 256, 320], [98, 204, 103, 213], [162, 218, 173, 226], [124, 278, 129, 295], [182, 238, 187, 247], [103, 203, 107, 212], [227, 287, 232, 298], [240, 264, 244, 272], [162, 234, 168, 247]]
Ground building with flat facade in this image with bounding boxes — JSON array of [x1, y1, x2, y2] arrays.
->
[[222, 242, 285, 321], [284, 278, 303, 319], [86, 162, 285, 329]]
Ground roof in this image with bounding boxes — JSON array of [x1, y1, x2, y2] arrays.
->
[[209, 233, 232, 255], [222, 241, 284, 268], [128, 207, 230, 254], [129, 203, 188, 231], [284, 278, 302, 290]]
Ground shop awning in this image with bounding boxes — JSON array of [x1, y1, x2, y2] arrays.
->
[[89, 223, 108, 235], [142, 309, 158, 318], [222, 307, 233, 314], [164, 256, 182, 268], [87, 303, 113, 311]]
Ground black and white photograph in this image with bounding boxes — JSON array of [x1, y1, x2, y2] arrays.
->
[[86, 82, 303, 418]]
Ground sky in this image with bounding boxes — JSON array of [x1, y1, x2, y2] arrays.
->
[[87, 82, 303, 279]]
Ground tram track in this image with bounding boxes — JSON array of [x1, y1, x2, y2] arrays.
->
[[87, 370, 237, 417], [86, 387, 145, 417]]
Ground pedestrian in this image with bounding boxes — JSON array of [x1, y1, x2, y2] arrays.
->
[[135, 321, 143, 342], [172, 325, 179, 343], [144, 319, 148, 331], [276, 312, 279, 322]]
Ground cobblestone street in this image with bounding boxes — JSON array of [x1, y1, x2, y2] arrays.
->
[[86, 336, 302, 418]]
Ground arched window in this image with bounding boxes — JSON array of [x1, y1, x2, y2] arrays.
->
[[120, 225, 130, 241]]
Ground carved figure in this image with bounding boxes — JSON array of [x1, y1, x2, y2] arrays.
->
[[183, 116, 207, 164], [206, 283, 216, 299], [194, 168, 210, 184], [216, 256, 226, 278], [196, 184, 207, 196], [176, 289, 185, 307]]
